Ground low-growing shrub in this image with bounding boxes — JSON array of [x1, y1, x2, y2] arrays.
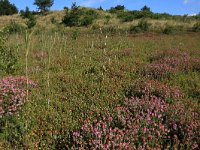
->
[[124, 79, 183, 101], [163, 25, 176, 34], [50, 16, 57, 24], [4, 21, 26, 34], [26, 15, 36, 29], [142, 49, 200, 79], [0, 30, 19, 74], [129, 20, 151, 33], [0, 76, 37, 118], [71, 92, 199, 149], [192, 22, 200, 32]]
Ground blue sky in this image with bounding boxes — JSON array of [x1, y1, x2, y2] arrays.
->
[[10, 0, 200, 15]]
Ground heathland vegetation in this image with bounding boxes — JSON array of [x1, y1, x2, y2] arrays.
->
[[0, 1, 200, 149]]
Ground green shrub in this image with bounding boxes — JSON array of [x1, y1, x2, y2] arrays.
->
[[192, 22, 200, 32], [71, 28, 80, 40], [4, 21, 26, 34], [117, 11, 134, 22], [163, 25, 175, 34], [102, 26, 118, 34], [51, 16, 57, 24], [62, 3, 80, 27], [129, 25, 141, 33], [129, 20, 151, 33], [20, 7, 33, 19], [80, 16, 94, 27], [138, 20, 151, 31], [26, 15, 36, 29], [109, 5, 125, 13], [62, 3, 98, 27], [0, 29, 18, 75]]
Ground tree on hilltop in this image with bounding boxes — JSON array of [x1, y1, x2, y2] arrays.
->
[[34, 0, 54, 12]]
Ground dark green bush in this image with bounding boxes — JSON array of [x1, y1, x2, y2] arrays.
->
[[4, 21, 26, 34], [163, 25, 175, 34], [80, 16, 94, 26], [129, 20, 151, 33], [117, 11, 134, 22], [62, 3, 98, 27], [26, 15, 36, 29], [129, 25, 141, 33], [138, 20, 151, 31], [102, 26, 118, 34], [20, 7, 33, 19], [51, 16, 57, 24], [0, 0, 18, 16], [192, 22, 200, 32], [109, 5, 125, 13]]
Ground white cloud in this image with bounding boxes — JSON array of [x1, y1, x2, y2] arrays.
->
[[80, 0, 106, 7], [184, 0, 190, 4]]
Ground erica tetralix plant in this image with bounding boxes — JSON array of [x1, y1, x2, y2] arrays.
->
[[0, 76, 37, 118]]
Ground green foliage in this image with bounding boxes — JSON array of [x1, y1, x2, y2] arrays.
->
[[0, 115, 25, 148], [163, 25, 175, 34], [0, 0, 18, 16], [34, 0, 54, 12], [192, 22, 200, 32], [129, 20, 151, 33], [20, 7, 33, 19], [62, 3, 98, 27], [26, 15, 36, 29], [117, 11, 134, 22], [50, 16, 57, 24], [141, 5, 151, 12], [0, 29, 18, 75], [109, 5, 125, 13], [4, 21, 26, 34], [105, 15, 111, 24], [19, 6, 36, 29], [162, 25, 185, 34], [71, 28, 80, 40], [97, 6, 103, 11]]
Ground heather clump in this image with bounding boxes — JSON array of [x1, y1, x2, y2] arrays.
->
[[71, 94, 199, 149], [71, 79, 198, 149], [143, 49, 200, 79], [0, 76, 37, 118], [124, 79, 183, 101]]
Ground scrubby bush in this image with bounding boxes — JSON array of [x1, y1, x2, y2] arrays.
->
[[26, 15, 36, 29], [50, 16, 57, 24], [109, 5, 125, 13], [20, 6, 36, 29], [129, 20, 151, 33], [192, 22, 200, 32], [117, 11, 134, 22], [163, 25, 185, 34], [20, 7, 33, 19], [62, 3, 98, 27], [4, 21, 26, 34]]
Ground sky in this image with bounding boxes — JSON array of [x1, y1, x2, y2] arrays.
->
[[9, 0, 200, 15]]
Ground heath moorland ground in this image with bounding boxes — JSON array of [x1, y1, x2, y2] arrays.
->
[[0, 7, 200, 149]]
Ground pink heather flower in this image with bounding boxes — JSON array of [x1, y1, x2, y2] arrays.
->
[[173, 123, 177, 130]]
